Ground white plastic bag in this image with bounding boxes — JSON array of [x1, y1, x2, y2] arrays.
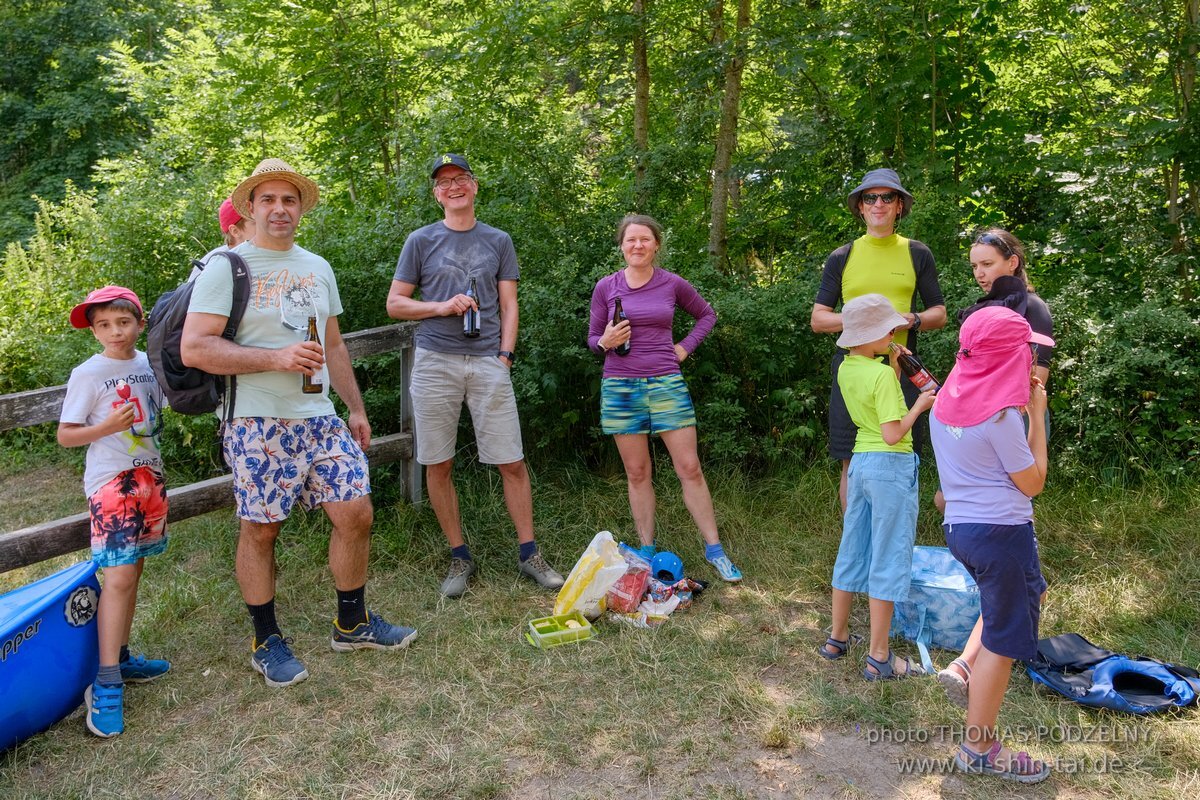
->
[[553, 531, 628, 619]]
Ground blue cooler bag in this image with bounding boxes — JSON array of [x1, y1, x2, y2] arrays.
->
[[1, 560, 100, 750], [890, 546, 980, 673]]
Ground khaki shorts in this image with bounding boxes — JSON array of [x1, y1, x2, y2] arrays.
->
[[409, 348, 524, 465]]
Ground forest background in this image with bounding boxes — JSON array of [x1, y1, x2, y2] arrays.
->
[[1, 0, 1198, 480]]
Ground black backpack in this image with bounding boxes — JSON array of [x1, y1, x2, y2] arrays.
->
[[146, 251, 251, 422]]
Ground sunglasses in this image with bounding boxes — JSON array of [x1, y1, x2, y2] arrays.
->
[[861, 192, 898, 205], [974, 232, 1014, 259]]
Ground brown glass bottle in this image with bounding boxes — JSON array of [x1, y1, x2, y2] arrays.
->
[[889, 343, 939, 393], [302, 315, 324, 394], [463, 277, 480, 338], [613, 296, 630, 356]]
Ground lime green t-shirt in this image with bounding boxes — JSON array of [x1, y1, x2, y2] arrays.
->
[[837, 354, 912, 453], [842, 234, 916, 349]]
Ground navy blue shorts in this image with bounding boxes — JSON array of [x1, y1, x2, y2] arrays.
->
[[944, 521, 1047, 661]]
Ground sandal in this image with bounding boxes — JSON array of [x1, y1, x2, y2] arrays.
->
[[936, 657, 971, 708], [817, 633, 863, 661], [954, 740, 1050, 784], [863, 651, 926, 681]]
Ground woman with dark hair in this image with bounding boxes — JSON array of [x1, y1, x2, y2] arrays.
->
[[586, 214, 743, 583], [936, 228, 1055, 701]]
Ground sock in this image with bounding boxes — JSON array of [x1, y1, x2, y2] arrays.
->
[[451, 545, 472, 562], [637, 543, 657, 561], [705, 543, 727, 562], [247, 599, 282, 647], [337, 585, 368, 629], [119, 644, 131, 663], [518, 540, 538, 562], [96, 664, 123, 688]]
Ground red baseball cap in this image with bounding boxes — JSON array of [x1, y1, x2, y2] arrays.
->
[[69, 286, 144, 329], [218, 197, 242, 233]]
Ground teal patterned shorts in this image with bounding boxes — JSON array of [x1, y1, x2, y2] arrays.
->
[[600, 374, 696, 435]]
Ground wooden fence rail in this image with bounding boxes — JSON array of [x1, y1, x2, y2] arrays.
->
[[0, 321, 421, 574]]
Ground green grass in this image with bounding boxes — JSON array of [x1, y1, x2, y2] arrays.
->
[[2, 456, 1198, 798]]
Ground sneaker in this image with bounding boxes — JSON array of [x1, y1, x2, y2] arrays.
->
[[85, 681, 124, 738], [120, 653, 171, 683], [250, 634, 309, 688], [706, 555, 743, 583], [636, 544, 657, 562], [331, 611, 418, 652], [440, 557, 477, 598], [518, 550, 565, 590]]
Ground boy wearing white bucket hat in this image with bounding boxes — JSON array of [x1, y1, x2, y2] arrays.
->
[[818, 293, 935, 680]]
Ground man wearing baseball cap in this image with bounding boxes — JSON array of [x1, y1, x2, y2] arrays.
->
[[386, 153, 564, 598], [182, 158, 417, 688], [810, 168, 947, 512]]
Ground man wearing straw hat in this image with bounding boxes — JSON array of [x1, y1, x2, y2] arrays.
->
[[810, 168, 947, 512], [182, 158, 417, 688]]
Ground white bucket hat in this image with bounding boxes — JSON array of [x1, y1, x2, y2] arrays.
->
[[837, 294, 909, 348]]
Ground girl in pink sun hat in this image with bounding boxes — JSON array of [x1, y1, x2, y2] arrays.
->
[[930, 306, 1055, 784]]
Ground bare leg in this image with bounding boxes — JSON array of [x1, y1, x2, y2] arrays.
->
[[659, 426, 719, 545], [964, 646, 1013, 757], [96, 563, 140, 667], [866, 597, 895, 666], [822, 588, 855, 655], [496, 459, 535, 544], [954, 590, 1047, 678], [119, 559, 145, 650], [614, 433, 656, 546], [425, 459, 464, 548], [236, 519, 282, 605], [324, 494, 374, 591]]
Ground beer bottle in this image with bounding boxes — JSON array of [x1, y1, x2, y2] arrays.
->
[[613, 296, 630, 356], [889, 343, 939, 393], [463, 277, 480, 338], [302, 315, 324, 394]]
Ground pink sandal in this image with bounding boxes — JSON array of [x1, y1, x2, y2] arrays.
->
[[954, 740, 1050, 784]]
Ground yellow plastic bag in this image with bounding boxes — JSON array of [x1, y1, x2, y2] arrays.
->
[[553, 531, 628, 619]]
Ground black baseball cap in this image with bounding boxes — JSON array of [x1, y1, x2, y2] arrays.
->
[[430, 153, 472, 179]]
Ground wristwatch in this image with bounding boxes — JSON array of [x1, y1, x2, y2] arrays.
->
[[909, 313, 922, 331], [498, 350, 516, 363]]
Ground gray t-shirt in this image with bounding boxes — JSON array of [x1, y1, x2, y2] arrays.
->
[[188, 241, 343, 419], [393, 220, 520, 354]]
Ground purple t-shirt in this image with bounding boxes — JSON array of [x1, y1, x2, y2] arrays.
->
[[587, 269, 716, 378], [930, 408, 1035, 525]]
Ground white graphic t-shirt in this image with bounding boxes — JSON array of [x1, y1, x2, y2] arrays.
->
[[60, 351, 165, 497]]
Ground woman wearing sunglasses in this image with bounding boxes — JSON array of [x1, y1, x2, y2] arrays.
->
[[811, 168, 946, 512], [930, 306, 1055, 784]]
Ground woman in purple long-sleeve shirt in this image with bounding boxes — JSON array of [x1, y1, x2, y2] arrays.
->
[[587, 215, 743, 583]]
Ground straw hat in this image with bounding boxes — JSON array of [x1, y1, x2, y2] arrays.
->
[[230, 158, 320, 218]]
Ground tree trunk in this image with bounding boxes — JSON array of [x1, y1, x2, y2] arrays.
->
[[707, 0, 750, 272], [633, 0, 651, 209]]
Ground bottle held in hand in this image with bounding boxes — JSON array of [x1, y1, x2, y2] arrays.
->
[[463, 277, 480, 338], [613, 296, 630, 356], [303, 315, 324, 394], [889, 343, 939, 393]]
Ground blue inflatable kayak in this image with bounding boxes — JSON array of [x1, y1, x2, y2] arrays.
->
[[0, 561, 100, 750]]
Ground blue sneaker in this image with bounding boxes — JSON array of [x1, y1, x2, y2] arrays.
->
[[85, 681, 124, 738], [250, 634, 309, 688], [706, 555, 744, 583], [636, 544, 657, 562], [120, 653, 171, 683], [331, 611, 418, 652]]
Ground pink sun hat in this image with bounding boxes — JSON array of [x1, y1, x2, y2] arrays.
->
[[934, 306, 1055, 427]]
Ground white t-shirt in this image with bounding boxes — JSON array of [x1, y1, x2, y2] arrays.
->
[[187, 241, 343, 419], [60, 351, 165, 497]]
